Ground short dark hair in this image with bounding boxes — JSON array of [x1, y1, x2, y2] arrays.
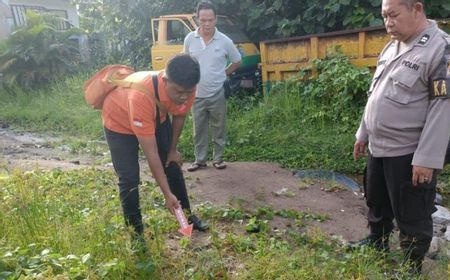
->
[[165, 54, 200, 88], [196, 1, 216, 17]]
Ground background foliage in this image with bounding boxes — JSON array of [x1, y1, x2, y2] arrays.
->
[[74, 0, 450, 69], [2, 0, 447, 85], [0, 55, 370, 173], [0, 11, 82, 89]]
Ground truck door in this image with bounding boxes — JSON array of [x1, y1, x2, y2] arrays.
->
[[151, 18, 193, 70]]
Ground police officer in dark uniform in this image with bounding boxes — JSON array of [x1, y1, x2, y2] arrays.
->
[[351, 0, 450, 274]]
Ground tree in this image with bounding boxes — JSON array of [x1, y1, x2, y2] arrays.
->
[[0, 11, 81, 89], [75, 0, 450, 68], [75, 0, 197, 69]]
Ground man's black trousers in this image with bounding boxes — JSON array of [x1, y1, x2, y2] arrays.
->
[[365, 153, 437, 259], [104, 123, 191, 235]]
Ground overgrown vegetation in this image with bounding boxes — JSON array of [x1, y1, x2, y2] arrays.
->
[[74, 0, 450, 68], [0, 169, 428, 279], [199, 54, 369, 173], [1, 52, 450, 279], [0, 53, 448, 183], [0, 11, 82, 89], [3, 1, 448, 81], [0, 73, 101, 139], [0, 55, 368, 173]]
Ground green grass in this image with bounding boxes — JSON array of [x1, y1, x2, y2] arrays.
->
[[0, 68, 449, 192], [0, 74, 103, 140], [0, 72, 363, 173], [0, 65, 449, 278], [0, 169, 427, 279]]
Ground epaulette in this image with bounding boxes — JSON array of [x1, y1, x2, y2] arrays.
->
[[417, 33, 431, 46]]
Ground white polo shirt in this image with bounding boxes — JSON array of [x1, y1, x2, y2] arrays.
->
[[183, 28, 241, 98]]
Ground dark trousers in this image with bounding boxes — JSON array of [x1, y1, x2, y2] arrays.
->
[[104, 125, 191, 235], [365, 153, 437, 259]]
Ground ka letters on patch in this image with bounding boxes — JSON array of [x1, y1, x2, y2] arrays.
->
[[430, 45, 450, 98]]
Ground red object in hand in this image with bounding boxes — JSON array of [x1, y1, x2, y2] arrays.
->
[[175, 207, 193, 237]]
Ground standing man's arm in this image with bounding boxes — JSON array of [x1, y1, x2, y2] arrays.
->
[[412, 43, 450, 186], [353, 140, 367, 161], [224, 38, 242, 76], [353, 109, 369, 160], [225, 61, 241, 76], [166, 115, 186, 167], [412, 96, 450, 185], [137, 135, 180, 213]]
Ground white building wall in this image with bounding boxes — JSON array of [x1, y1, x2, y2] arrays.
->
[[10, 0, 79, 27], [0, 1, 12, 39]]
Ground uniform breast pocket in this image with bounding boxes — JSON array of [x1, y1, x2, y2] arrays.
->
[[368, 65, 386, 93], [386, 63, 423, 104]]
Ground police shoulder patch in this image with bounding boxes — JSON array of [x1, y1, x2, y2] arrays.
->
[[430, 78, 450, 98], [429, 36, 450, 98]]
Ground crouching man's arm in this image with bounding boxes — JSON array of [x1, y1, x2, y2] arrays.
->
[[137, 135, 180, 214]]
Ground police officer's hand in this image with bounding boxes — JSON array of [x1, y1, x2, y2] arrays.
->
[[166, 150, 182, 167], [164, 192, 180, 215], [353, 140, 367, 160], [412, 165, 433, 186]]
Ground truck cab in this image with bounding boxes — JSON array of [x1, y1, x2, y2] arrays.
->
[[151, 14, 261, 93]]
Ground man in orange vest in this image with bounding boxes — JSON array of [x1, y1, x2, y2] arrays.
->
[[101, 54, 208, 248]]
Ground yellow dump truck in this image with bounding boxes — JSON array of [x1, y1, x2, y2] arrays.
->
[[151, 14, 261, 94], [259, 20, 450, 93]]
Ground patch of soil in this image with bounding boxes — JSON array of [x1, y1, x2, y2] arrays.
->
[[183, 162, 368, 241], [2, 127, 445, 277], [0, 127, 368, 241], [0, 128, 104, 171]]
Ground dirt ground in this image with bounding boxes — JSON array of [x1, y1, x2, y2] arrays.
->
[[0, 127, 368, 241], [2, 127, 447, 277]]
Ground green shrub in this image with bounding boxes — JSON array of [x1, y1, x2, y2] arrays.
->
[[0, 11, 82, 89], [270, 53, 371, 132], [188, 54, 371, 173]]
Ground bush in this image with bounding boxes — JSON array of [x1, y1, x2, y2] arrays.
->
[[0, 11, 82, 89], [270, 53, 371, 132], [213, 54, 371, 172]]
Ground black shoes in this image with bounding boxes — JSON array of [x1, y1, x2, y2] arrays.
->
[[188, 214, 209, 231], [347, 234, 390, 252]]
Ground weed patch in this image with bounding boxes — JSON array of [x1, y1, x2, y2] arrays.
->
[[0, 169, 421, 279]]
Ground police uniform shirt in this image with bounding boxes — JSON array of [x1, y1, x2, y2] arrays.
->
[[356, 20, 450, 169]]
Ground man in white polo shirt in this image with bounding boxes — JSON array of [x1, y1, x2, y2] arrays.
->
[[183, 0, 241, 171]]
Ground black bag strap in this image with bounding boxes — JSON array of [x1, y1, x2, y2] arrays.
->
[[151, 74, 162, 127]]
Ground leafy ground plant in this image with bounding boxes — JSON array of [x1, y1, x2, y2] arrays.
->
[[0, 168, 427, 279]]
